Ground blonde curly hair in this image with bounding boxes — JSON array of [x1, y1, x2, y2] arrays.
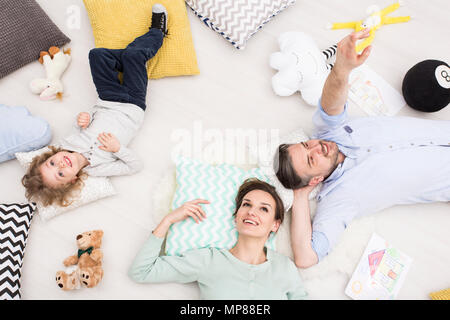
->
[[21, 146, 87, 207]]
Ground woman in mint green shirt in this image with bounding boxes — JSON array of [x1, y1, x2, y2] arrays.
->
[[128, 178, 308, 300]]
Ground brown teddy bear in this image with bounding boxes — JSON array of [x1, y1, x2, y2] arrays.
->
[[56, 230, 104, 291]]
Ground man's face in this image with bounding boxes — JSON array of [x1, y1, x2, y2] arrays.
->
[[288, 139, 341, 185]]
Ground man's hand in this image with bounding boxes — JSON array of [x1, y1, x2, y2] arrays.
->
[[333, 28, 372, 74], [97, 132, 121, 153], [320, 29, 372, 116], [77, 112, 90, 129], [294, 184, 317, 199]]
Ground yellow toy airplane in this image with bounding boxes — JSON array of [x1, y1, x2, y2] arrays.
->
[[328, 1, 411, 52]]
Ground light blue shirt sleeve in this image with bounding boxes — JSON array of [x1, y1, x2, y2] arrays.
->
[[311, 194, 359, 261], [312, 99, 349, 137], [311, 231, 330, 262]]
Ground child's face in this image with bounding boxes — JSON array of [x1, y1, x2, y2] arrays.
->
[[39, 151, 82, 187]]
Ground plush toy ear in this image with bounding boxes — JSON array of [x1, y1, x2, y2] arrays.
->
[[271, 70, 300, 96], [270, 52, 291, 70], [29, 78, 49, 94]]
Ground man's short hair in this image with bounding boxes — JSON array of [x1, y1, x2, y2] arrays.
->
[[274, 143, 308, 190]]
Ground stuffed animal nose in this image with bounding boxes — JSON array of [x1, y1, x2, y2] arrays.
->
[[58, 283, 63, 288], [76, 235, 82, 240]]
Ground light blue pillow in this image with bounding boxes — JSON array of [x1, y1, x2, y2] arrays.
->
[[0, 105, 51, 163], [166, 157, 276, 256]]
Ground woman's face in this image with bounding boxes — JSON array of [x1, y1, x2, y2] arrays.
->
[[39, 151, 82, 187], [234, 189, 280, 239]]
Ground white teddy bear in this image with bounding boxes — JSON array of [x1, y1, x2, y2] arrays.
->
[[30, 46, 71, 101], [270, 32, 337, 106]]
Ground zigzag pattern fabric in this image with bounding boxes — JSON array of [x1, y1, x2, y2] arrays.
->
[[166, 157, 276, 256], [0, 203, 35, 300], [186, 0, 296, 49]]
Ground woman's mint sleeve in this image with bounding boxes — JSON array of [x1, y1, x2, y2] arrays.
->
[[128, 233, 210, 284], [286, 260, 309, 300]]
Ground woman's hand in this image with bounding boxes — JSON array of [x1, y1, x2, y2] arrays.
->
[[165, 199, 210, 224], [77, 112, 90, 129], [97, 132, 121, 153], [153, 199, 210, 238]]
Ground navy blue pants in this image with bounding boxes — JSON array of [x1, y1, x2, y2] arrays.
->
[[88, 28, 164, 110]]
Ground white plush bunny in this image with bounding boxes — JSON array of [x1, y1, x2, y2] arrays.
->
[[270, 32, 337, 107], [30, 46, 71, 101]]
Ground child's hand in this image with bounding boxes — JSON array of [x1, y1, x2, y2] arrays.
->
[[77, 112, 90, 129], [97, 132, 121, 153]]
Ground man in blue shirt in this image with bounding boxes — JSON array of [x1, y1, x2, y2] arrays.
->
[[275, 29, 450, 268]]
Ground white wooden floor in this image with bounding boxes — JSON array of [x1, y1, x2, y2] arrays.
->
[[0, 0, 449, 300]]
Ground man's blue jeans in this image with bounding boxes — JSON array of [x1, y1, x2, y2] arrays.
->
[[88, 28, 164, 111]]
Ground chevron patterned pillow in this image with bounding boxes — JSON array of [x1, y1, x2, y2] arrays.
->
[[165, 157, 277, 256], [186, 0, 296, 49], [0, 203, 35, 300]]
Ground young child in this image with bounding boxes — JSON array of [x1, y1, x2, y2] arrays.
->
[[22, 4, 168, 207]]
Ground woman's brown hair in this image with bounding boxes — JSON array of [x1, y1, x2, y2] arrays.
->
[[21, 146, 86, 207], [233, 178, 285, 224]]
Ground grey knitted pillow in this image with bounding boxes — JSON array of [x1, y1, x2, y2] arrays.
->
[[0, 0, 71, 79]]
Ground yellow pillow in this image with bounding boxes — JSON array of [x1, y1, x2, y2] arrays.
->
[[83, 0, 199, 79], [429, 288, 450, 300]]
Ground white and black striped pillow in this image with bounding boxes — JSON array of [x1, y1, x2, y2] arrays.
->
[[0, 203, 35, 300], [186, 0, 296, 49]]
